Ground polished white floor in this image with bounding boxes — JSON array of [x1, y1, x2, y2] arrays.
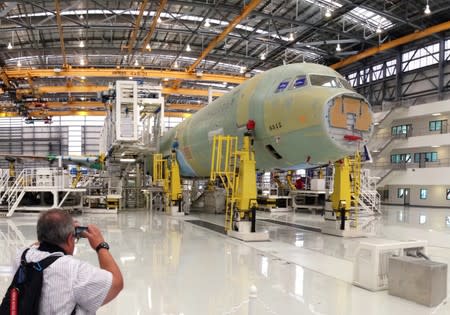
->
[[0, 205, 449, 315]]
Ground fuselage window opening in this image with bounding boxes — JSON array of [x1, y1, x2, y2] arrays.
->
[[265, 144, 283, 160], [275, 79, 291, 93], [310, 75, 341, 88], [338, 77, 354, 90], [292, 75, 307, 89]]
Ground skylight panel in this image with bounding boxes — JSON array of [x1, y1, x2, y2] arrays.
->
[[348, 7, 394, 31]]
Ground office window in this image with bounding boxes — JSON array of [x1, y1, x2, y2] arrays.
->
[[414, 152, 437, 162], [420, 189, 427, 199], [425, 152, 438, 162], [391, 124, 410, 135], [390, 153, 411, 164], [429, 120, 443, 131], [447, 189, 450, 200], [398, 188, 404, 198], [446, 216, 450, 227]]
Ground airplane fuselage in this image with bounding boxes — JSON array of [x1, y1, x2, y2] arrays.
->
[[160, 63, 373, 177]]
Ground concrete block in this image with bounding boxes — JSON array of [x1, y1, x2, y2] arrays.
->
[[388, 256, 447, 307]]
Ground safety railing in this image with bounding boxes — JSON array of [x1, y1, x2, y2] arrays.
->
[[0, 169, 25, 204], [371, 124, 449, 140], [358, 169, 381, 214], [368, 158, 450, 169], [0, 169, 10, 192]]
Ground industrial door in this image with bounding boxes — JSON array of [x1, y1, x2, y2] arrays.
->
[[403, 188, 410, 205]]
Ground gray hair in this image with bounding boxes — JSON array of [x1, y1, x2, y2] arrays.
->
[[37, 209, 74, 245]]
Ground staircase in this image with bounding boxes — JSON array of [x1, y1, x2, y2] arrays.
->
[[210, 135, 238, 231], [358, 169, 381, 215], [0, 169, 26, 217]]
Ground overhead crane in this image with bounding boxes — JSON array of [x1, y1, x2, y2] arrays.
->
[[14, 85, 226, 98], [4, 68, 247, 84]]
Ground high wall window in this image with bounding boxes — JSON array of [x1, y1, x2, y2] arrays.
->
[[447, 189, 450, 200], [391, 154, 411, 164], [445, 39, 450, 61], [402, 43, 440, 72], [391, 124, 411, 135], [420, 189, 427, 200], [429, 120, 445, 131], [346, 58, 396, 87], [398, 188, 404, 198]]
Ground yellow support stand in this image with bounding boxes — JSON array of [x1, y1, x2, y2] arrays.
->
[[72, 165, 82, 188], [323, 150, 364, 237], [152, 152, 183, 215], [210, 133, 268, 241]]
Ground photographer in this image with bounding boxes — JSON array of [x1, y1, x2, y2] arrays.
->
[[12, 209, 123, 314]]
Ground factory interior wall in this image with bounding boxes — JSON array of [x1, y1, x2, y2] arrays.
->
[[386, 184, 450, 207]]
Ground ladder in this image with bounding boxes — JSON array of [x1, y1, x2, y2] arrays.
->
[[349, 151, 361, 227], [210, 135, 238, 231]]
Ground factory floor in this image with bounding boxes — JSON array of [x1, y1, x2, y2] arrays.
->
[[0, 205, 449, 315]]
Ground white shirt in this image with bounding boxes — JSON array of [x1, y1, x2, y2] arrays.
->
[[14, 247, 112, 315]]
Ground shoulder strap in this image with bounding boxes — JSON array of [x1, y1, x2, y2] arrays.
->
[[32, 254, 63, 272], [20, 248, 30, 266]]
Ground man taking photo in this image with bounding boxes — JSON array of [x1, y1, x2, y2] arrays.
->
[[8, 209, 123, 314]]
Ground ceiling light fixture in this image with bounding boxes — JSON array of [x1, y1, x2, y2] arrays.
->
[[79, 40, 85, 48], [204, 19, 211, 28], [239, 66, 246, 74], [145, 43, 151, 51], [79, 58, 85, 66], [288, 33, 294, 41], [325, 8, 332, 18], [424, 1, 431, 15], [80, 76, 86, 80], [129, 76, 133, 80], [157, 17, 162, 23], [260, 53, 266, 60], [17, 60, 21, 67], [336, 35, 342, 52], [376, 25, 382, 34], [173, 61, 179, 68], [7, 42, 12, 49], [134, 59, 139, 66], [186, 44, 191, 52]]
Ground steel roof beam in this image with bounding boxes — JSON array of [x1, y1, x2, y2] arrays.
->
[[331, 20, 450, 70], [126, 0, 149, 56], [186, 0, 262, 73], [54, 0, 67, 67], [140, 0, 168, 54]]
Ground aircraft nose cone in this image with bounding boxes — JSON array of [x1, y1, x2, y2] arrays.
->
[[326, 93, 373, 151]]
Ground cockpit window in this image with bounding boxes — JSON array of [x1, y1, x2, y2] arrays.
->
[[338, 78, 353, 90], [275, 79, 291, 93], [310, 75, 341, 88], [293, 76, 307, 89]]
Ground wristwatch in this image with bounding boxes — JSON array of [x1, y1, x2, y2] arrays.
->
[[95, 242, 110, 253]]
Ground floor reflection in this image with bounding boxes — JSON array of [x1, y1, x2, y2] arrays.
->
[[0, 209, 448, 314]]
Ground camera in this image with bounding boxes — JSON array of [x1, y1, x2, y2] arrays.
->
[[74, 226, 88, 238]]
